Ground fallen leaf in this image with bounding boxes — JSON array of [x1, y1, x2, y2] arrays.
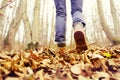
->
[[103, 52, 112, 58], [70, 64, 81, 75]]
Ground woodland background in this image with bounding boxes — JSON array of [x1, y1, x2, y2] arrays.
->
[[0, 0, 120, 51]]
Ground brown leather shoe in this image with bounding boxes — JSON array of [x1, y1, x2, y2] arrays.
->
[[74, 31, 88, 53]]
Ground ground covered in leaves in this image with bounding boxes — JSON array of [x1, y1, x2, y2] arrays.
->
[[0, 45, 120, 80]]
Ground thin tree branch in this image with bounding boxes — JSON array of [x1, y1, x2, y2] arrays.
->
[[0, 0, 16, 10]]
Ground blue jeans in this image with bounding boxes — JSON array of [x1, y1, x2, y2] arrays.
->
[[54, 0, 85, 43]]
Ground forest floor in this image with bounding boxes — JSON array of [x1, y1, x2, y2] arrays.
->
[[0, 44, 120, 80]]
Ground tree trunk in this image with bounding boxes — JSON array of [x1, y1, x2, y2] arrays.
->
[[21, 0, 32, 46], [32, 0, 40, 44], [50, 6, 55, 46], [43, 0, 49, 46], [92, 4, 111, 47], [110, 0, 120, 38], [97, 0, 120, 45], [3, 0, 23, 51], [0, 0, 8, 47], [40, 0, 45, 46]]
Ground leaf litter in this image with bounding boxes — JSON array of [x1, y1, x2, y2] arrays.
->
[[0, 45, 120, 80]]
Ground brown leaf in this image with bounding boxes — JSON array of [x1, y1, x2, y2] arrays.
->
[[83, 53, 91, 63], [28, 50, 39, 60]]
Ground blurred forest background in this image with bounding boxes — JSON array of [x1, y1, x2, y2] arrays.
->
[[0, 0, 120, 51]]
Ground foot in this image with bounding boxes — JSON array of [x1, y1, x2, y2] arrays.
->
[[57, 42, 66, 47], [74, 23, 88, 53]]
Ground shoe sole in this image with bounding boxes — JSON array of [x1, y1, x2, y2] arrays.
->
[[74, 31, 88, 53]]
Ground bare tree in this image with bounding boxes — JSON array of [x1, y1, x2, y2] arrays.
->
[[39, 0, 45, 46], [0, 0, 8, 46], [110, 0, 120, 38], [3, 0, 23, 50], [49, 6, 55, 46], [97, 0, 120, 45], [32, 0, 40, 44], [92, 1, 111, 47], [22, 0, 32, 46]]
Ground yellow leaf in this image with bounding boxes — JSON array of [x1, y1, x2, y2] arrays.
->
[[103, 52, 111, 58]]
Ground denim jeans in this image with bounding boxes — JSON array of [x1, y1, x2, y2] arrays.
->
[[54, 0, 85, 43]]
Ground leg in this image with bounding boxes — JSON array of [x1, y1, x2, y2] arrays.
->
[[71, 0, 88, 53], [71, 0, 85, 27], [54, 0, 66, 47]]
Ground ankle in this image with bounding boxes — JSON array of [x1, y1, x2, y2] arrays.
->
[[74, 22, 85, 33]]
